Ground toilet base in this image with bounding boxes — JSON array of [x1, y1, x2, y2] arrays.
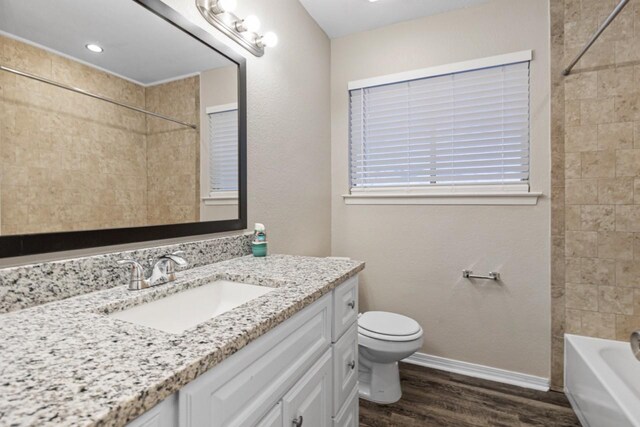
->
[[358, 358, 402, 404]]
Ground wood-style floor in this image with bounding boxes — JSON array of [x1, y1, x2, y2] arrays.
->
[[360, 363, 581, 427]]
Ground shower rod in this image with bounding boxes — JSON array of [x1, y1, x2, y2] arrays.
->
[[563, 0, 631, 76], [0, 64, 197, 129]]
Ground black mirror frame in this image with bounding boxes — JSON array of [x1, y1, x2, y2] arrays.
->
[[0, 0, 248, 258]]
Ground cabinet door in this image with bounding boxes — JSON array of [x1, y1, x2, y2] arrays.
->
[[256, 403, 282, 427], [179, 293, 332, 427], [333, 323, 358, 415], [126, 393, 178, 427], [282, 349, 332, 427], [333, 386, 358, 427], [332, 276, 358, 342]]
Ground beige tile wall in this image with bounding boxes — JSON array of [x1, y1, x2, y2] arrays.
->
[[551, 0, 640, 388], [0, 35, 148, 234], [0, 35, 200, 234], [145, 76, 200, 225]]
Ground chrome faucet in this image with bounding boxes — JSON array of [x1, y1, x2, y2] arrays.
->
[[117, 251, 188, 290]]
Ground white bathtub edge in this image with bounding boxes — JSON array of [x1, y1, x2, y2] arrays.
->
[[404, 351, 550, 391], [564, 388, 590, 427], [564, 334, 640, 427]]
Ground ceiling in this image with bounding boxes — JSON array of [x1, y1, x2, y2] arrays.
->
[[0, 0, 233, 86], [299, 0, 490, 39]]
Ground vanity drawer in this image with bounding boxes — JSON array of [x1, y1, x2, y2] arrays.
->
[[332, 276, 358, 342], [179, 293, 332, 427], [333, 322, 358, 415], [333, 385, 359, 427]]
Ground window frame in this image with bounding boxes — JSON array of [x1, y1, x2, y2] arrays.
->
[[344, 50, 541, 206]]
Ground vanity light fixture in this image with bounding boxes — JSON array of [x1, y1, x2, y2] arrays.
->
[[85, 43, 103, 53], [208, 0, 237, 14], [235, 15, 260, 33], [195, 0, 277, 57], [256, 32, 278, 48]]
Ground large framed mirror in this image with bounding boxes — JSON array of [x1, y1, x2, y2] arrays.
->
[[0, 0, 247, 257]]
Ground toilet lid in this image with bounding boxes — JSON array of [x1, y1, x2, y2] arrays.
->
[[358, 311, 422, 338]]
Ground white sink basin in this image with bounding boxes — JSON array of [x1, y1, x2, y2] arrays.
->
[[108, 280, 274, 334]]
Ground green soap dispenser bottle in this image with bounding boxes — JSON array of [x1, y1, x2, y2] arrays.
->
[[252, 223, 267, 257]]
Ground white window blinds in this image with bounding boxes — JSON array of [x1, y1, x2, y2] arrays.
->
[[349, 61, 530, 190], [208, 107, 238, 193]]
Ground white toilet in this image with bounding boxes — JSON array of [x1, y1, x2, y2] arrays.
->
[[358, 311, 423, 404]]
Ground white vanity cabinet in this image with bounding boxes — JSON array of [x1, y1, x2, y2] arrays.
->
[[127, 275, 359, 427], [256, 403, 282, 427], [281, 350, 333, 427]]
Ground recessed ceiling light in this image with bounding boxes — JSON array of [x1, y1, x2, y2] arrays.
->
[[85, 44, 103, 53]]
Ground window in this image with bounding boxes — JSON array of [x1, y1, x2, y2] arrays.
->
[[347, 51, 538, 205], [207, 104, 238, 196]]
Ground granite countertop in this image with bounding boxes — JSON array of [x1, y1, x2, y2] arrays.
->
[[0, 255, 364, 427]]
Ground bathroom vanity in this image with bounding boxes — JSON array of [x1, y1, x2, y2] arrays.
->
[[0, 253, 364, 426], [128, 274, 359, 427]]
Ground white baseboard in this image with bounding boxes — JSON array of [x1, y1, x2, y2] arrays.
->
[[403, 352, 550, 392]]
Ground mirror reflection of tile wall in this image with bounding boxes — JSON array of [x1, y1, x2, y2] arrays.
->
[[0, 34, 235, 235]]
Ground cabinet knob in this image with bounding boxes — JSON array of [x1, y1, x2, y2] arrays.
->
[[292, 415, 303, 427], [348, 360, 356, 370], [347, 300, 356, 309]]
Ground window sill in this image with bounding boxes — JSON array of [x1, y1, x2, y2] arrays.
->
[[202, 191, 238, 206], [342, 191, 542, 206]]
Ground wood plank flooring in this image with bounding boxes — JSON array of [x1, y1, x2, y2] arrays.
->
[[360, 363, 581, 427]]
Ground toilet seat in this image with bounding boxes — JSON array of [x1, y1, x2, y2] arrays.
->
[[358, 311, 423, 342]]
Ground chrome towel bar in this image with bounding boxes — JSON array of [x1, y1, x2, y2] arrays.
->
[[462, 270, 500, 281]]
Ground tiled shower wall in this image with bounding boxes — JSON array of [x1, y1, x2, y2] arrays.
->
[[0, 35, 200, 234], [0, 35, 148, 234], [551, 0, 640, 388], [146, 76, 200, 226]]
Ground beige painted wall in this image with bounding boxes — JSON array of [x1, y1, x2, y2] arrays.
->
[[331, 0, 552, 377], [160, 0, 332, 257], [200, 66, 238, 222]]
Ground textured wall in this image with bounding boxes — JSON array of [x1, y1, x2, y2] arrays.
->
[[146, 76, 201, 225], [331, 0, 552, 378], [551, 0, 640, 388], [159, 0, 332, 257], [0, 35, 148, 234]]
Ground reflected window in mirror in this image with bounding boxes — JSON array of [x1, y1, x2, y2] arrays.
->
[[208, 105, 239, 194]]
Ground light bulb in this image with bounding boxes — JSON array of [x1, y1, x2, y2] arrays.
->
[[213, 0, 236, 13], [258, 31, 278, 48], [243, 15, 261, 33]]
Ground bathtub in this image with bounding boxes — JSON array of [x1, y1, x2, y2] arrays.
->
[[565, 334, 640, 427]]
